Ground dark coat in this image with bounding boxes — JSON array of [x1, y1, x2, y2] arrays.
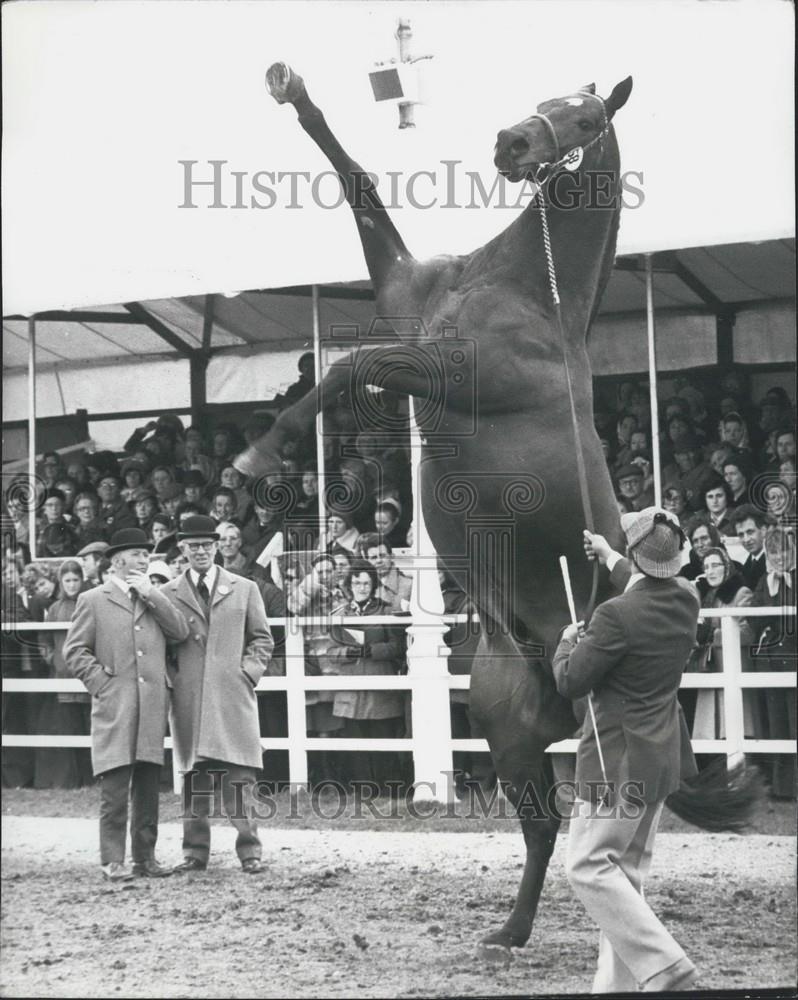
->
[[63, 582, 190, 775], [323, 597, 406, 720], [552, 570, 700, 804], [741, 551, 767, 593], [162, 568, 274, 771]]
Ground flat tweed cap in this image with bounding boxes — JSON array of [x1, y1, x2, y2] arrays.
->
[[620, 506, 684, 579]]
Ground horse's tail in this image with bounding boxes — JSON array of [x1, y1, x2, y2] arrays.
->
[[665, 757, 764, 832]]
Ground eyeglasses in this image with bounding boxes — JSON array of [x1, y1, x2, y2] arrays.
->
[[185, 541, 216, 553]]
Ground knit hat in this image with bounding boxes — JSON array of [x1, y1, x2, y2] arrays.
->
[[620, 506, 685, 579]]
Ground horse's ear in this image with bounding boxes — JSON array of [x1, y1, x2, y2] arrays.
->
[[579, 83, 596, 95], [605, 76, 633, 119]]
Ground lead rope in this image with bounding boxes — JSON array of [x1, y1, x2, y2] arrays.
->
[[538, 183, 608, 805], [536, 189, 599, 622]]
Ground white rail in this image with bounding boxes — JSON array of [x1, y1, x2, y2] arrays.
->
[[2, 608, 795, 794]]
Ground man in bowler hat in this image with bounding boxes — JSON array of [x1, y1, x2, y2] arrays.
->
[[64, 528, 190, 881], [162, 516, 274, 874]]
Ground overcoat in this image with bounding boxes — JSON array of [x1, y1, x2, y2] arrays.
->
[[63, 582, 190, 775], [552, 570, 700, 804], [163, 568, 273, 772]]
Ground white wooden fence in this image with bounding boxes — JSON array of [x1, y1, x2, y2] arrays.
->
[[2, 607, 795, 801]]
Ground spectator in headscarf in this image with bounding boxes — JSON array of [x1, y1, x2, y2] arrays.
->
[[680, 517, 731, 590], [322, 559, 406, 792], [691, 547, 756, 745]]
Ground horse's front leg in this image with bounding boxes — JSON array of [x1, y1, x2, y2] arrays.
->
[[476, 750, 561, 962], [234, 343, 440, 479], [267, 62, 412, 290]]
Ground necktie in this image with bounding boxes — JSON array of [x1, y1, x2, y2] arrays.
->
[[196, 572, 210, 606]]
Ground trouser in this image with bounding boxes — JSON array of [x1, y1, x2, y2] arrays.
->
[[566, 798, 688, 993], [182, 760, 261, 863], [98, 762, 161, 865]]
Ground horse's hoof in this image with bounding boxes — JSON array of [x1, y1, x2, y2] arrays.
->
[[266, 62, 305, 105], [476, 941, 514, 967]]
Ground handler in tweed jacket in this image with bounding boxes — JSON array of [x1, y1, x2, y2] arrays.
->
[[552, 508, 700, 995], [162, 516, 273, 875]]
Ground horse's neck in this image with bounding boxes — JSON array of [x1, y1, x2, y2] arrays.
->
[[499, 155, 622, 337]]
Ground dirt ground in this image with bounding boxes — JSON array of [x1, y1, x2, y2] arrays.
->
[[1, 798, 796, 999]]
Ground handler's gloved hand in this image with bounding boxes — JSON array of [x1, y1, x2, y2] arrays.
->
[[344, 645, 362, 660]]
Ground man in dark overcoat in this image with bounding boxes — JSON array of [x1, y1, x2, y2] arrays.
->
[[64, 528, 189, 880], [163, 516, 274, 874]]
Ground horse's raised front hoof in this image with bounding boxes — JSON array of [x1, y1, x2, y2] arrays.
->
[[266, 62, 306, 105], [232, 446, 279, 479], [476, 940, 514, 968]]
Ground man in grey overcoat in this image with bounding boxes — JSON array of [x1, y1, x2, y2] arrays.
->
[[64, 528, 190, 881], [163, 516, 274, 874]]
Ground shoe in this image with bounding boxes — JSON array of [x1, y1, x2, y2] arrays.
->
[[641, 957, 697, 992], [101, 862, 134, 882], [132, 859, 173, 878], [241, 858, 266, 875], [172, 857, 207, 873]]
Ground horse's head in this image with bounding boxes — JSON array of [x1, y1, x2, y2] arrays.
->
[[494, 77, 633, 183]]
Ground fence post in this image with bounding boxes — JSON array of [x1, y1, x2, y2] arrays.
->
[[284, 618, 309, 787], [720, 615, 745, 765]]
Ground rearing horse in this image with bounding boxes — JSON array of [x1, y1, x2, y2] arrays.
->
[[237, 64, 749, 958]]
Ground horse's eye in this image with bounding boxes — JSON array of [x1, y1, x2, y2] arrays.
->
[[578, 120, 592, 130]]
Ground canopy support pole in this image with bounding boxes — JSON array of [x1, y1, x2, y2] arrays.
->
[[645, 254, 662, 507], [27, 318, 38, 557], [312, 285, 327, 548]]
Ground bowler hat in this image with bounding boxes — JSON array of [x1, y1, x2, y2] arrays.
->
[[77, 540, 110, 557], [177, 514, 220, 541], [621, 506, 685, 579], [105, 528, 154, 557]]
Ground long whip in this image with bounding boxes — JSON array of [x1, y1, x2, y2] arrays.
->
[[559, 554, 609, 799]]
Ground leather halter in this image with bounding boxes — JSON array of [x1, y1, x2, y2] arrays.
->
[[523, 93, 610, 186]]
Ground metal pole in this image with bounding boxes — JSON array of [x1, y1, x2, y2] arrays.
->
[[645, 254, 662, 506], [27, 317, 38, 557], [312, 285, 327, 548]]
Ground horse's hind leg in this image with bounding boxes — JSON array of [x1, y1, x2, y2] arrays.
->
[[478, 751, 561, 959], [266, 62, 412, 288]]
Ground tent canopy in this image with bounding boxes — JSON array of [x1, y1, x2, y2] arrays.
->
[[4, 239, 794, 374], [2, 1, 794, 318]]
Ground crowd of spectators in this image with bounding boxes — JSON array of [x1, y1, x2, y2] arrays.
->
[[1, 356, 431, 794], [1, 363, 795, 797]]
